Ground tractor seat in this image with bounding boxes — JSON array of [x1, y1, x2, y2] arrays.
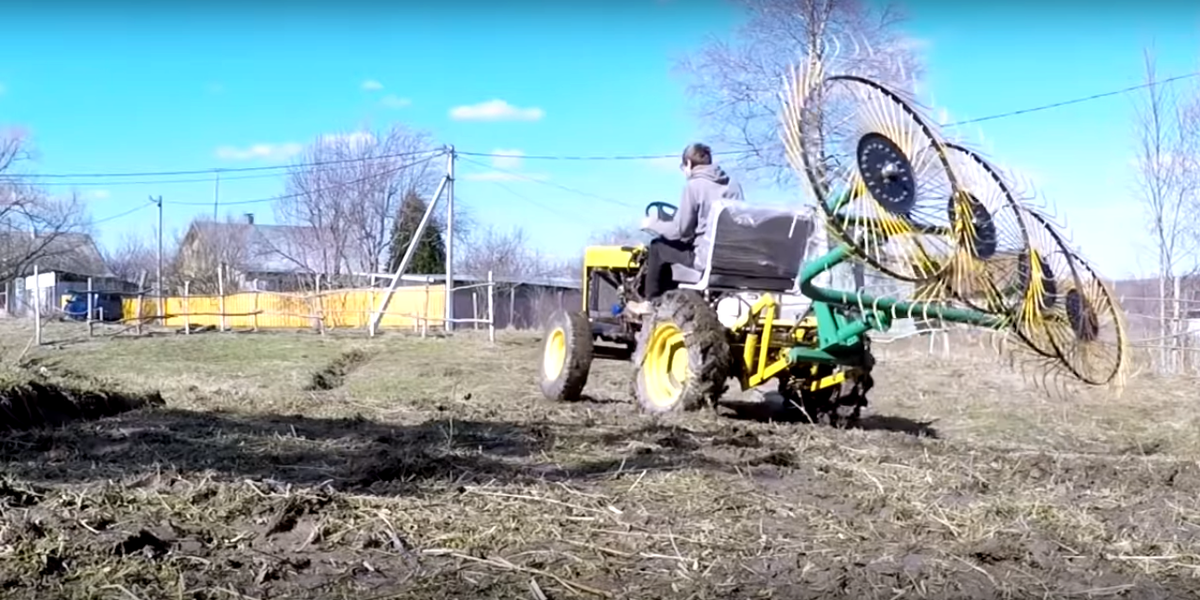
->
[[672, 203, 815, 294], [671, 264, 704, 284]]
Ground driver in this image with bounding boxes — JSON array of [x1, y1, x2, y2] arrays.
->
[[626, 142, 745, 315]]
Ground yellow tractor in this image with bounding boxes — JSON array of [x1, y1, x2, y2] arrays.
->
[[538, 65, 1130, 417], [538, 200, 884, 425]]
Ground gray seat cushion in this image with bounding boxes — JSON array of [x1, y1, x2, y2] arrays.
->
[[671, 264, 704, 284]]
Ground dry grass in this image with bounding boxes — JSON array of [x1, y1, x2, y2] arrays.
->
[[0, 321, 1198, 599]]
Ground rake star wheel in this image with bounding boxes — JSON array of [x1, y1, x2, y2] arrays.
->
[[781, 66, 962, 289], [1009, 212, 1072, 361], [1010, 208, 1130, 388], [940, 143, 1035, 318]]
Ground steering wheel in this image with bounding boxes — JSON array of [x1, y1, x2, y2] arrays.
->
[[644, 201, 677, 222]]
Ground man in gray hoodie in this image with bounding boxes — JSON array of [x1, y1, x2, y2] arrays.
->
[[626, 142, 745, 315]]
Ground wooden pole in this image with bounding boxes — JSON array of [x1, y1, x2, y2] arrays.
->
[[253, 278, 260, 332], [184, 280, 191, 335], [487, 270, 495, 344], [32, 265, 41, 346], [86, 277, 94, 337], [218, 263, 227, 332], [135, 270, 147, 336]]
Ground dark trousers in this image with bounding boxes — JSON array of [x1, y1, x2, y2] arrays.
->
[[643, 237, 694, 301]]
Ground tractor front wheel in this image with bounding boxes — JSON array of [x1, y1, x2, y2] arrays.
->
[[539, 310, 594, 401], [632, 290, 732, 413]]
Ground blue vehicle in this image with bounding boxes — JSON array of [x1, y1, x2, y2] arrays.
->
[[62, 290, 125, 322]]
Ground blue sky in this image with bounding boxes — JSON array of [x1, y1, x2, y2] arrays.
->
[[0, 1, 1197, 279]]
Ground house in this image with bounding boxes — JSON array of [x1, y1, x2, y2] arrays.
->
[[176, 214, 339, 293], [1, 232, 130, 318]]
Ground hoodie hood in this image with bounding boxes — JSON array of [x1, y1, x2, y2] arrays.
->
[[688, 163, 730, 185]]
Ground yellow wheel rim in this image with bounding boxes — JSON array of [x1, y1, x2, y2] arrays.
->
[[543, 328, 567, 379], [643, 322, 690, 409]]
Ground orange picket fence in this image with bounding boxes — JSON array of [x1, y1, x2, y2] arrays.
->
[[122, 285, 448, 330]]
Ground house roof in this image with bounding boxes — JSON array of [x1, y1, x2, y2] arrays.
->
[[1, 231, 112, 278]]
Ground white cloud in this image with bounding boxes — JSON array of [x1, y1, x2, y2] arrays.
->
[[319, 131, 376, 147], [380, 94, 411, 109], [449, 99, 544, 122], [214, 142, 304, 161], [361, 79, 384, 91], [490, 148, 524, 169], [464, 171, 549, 182], [88, 190, 111, 200]]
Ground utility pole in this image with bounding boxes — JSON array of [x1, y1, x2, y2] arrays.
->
[[445, 146, 455, 333], [151, 195, 164, 323]]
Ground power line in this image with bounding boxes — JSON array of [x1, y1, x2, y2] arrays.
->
[[14, 68, 1200, 182], [93, 202, 154, 225], [457, 149, 756, 162], [455, 156, 637, 209], [945, 70, 1200, 127], [31, 167, 351, 188], [22, 148, 446, 180], [167, 151, 444, 208], [460, 165, 591, 224]]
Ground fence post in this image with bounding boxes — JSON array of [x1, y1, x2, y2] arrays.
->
[[33, 265, 41, 346], [136, 270, 147, 336], [487, 270, 495, 344], [86, 276, 94, 337], [218, 262, 227, 332], [183, 280, 191, 335], [253, 279, 260, 332], [422, 283, 430, 338], [1173, 275, 1182, 373], [314, 274, 324, 335]]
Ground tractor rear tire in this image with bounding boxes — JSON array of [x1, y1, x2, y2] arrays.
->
[[632, 290, 732, 413], [539, 310, 594, 402], [780, 363, 875, 428]]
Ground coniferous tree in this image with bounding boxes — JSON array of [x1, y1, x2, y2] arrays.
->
[[386, 191, 446, 275]]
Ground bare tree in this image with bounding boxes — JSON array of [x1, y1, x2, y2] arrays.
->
[[0, 132, 91, 283], [102, 231, 161, 284], [459, 226, 579, 329], [458, 226, 557, 282], [674, 0, 923, 188], [273, 125, 444, 276], [1132, 47, 1200, 370], [589, 223, 648, 247]]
